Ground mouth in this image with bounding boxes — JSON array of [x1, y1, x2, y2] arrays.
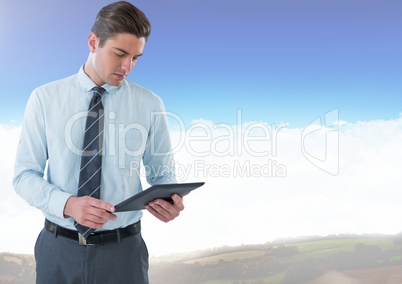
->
[[114, 73, 126, 80]]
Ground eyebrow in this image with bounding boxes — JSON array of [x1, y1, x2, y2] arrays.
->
[[113, 47, 143, 58]]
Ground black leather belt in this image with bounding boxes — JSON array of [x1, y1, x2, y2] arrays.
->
[[45, 219, 141, 246]]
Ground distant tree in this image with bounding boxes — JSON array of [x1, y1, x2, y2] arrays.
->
[[353, 243, 382, 268], [392, 233, 402, 245], [327, 243, 383, 270]]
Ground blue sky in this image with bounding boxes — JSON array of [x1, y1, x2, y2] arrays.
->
[[2, 0, 402, 256], [1, 0, 402, 127]]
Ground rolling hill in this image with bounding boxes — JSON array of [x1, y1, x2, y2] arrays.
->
[[2, 234, 402, 283]]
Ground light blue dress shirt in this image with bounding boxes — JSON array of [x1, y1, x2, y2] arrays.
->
[[13, 66, 176, 231]]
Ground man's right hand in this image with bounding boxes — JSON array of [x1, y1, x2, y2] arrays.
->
[[63, 196, 117, 229]]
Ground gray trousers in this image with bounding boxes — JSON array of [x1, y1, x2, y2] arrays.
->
[[34, 227, 149, 284]]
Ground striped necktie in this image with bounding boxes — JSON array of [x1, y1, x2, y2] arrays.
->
[[75, 86, 105, 238]]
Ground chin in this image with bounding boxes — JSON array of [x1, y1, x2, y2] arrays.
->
[[109, 80, 124, 87]]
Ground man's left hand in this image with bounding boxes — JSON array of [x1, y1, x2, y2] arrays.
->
[[145, 194, 184, 222]]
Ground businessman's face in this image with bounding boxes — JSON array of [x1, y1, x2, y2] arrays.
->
[[86, 33, 146, 86]]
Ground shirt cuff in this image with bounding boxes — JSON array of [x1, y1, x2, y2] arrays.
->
[[48, 188, 73, 219]]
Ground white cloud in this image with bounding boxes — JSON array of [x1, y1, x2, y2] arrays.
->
[[1, 117, 402, 256], [0, 125, 44, 254]]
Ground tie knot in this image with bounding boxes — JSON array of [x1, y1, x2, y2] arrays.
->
[[92, 86, 106, 98]]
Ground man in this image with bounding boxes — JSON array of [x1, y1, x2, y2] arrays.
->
[[13, 2, 183, 283]]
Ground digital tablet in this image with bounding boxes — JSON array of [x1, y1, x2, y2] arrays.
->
[[114, 182, 205, 212]]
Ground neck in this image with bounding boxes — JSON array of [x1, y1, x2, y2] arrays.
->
[[83, 57, 104, 86]]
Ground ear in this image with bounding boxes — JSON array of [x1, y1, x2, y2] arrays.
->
[[88, 32, 99, 53]]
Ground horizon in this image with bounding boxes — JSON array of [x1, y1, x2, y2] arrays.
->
[[1, 228, 400, 257]]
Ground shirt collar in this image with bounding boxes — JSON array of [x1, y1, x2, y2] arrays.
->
[[77, 65, 120, 95]]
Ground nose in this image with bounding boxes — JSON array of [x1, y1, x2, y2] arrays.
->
[[121, 58, 134, 73]]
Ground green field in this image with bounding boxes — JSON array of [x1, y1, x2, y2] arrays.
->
[[184, 250, 268, 265], [149, 235, 402, 283], [293, 237, 395, 254]]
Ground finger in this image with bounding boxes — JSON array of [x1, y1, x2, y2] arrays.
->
[[80, 219, 104, 229], [90, 198, 116, 213], [171, 194, 184, 211], [150, 199, 173, 215], [146, 204, 170, 223], [79, 198, 117, 226], [87, 207, 117, 222], [80, 210, 117, 228], [149, 199, 180, 221], [75, 210, 105, 228]]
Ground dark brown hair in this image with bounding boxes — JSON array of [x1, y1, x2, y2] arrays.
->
[[91, 1, 151, 47]]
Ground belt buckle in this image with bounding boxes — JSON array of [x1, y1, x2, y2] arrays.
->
[[78, 233, 95, 246]]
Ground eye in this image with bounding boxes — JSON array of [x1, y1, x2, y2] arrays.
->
[[115, 53, 125, 58], [132, 57, 139, 62]]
